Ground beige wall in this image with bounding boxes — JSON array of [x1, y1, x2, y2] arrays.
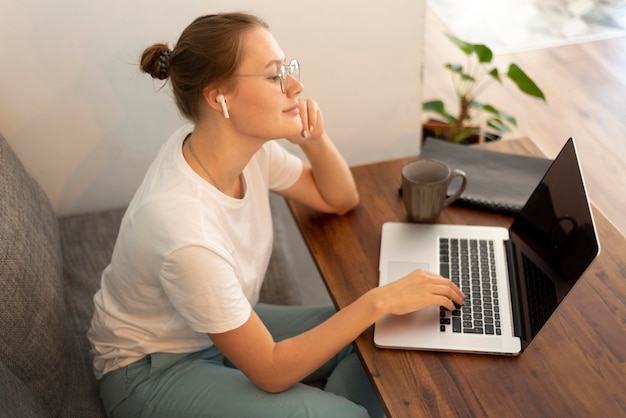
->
[[0, 0, 425, 215]]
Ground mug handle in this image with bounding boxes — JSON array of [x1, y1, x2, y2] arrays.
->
[[443, 169, 467, 206]]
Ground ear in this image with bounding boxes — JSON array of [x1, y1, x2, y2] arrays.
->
[[216, 94, 230, 119], [202, 86, 228, 118]]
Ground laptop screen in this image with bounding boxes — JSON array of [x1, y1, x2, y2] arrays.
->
[[508, 138, 599, 350]]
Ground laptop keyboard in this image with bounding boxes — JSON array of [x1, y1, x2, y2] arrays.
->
[[439, 238, 501, 336]]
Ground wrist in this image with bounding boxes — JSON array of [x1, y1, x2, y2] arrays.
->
[[361, 287, 389, 322], [299, 131, 330, 152]]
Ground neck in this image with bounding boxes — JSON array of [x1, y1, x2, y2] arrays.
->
[[183, 124, 259, 198], [187, 136, 222, 192]]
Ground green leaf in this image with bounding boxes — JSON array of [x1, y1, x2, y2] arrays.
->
[[507, 64, 546, 101], [488, 68, 502, 82], [445, 64, 475, 82], [472, 44, 493, 63], [422, 100, 457, 124], [444, 33, 493, 63], [444, 63, 462, 73], [423, 100, 445, 113], [453, 127, 479, 143], [482, 104, 517, 126], [483, 130, 502, 142], [445, 33, 472, 55], [468, 99, 486, 113], [486, 118, 513, 133]]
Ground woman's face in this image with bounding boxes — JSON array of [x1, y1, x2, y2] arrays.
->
[[226, 27, 304, 140]]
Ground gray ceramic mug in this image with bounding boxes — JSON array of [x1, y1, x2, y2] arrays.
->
[[401, 159, 467, 223]]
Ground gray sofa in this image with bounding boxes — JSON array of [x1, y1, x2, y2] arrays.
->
[[0, 132, 302, 417]]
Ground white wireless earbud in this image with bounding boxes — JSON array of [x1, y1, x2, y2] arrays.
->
[[216, 94, 230, 119]]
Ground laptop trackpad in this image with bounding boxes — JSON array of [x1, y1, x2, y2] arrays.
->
[[388, 262, 430, 283]]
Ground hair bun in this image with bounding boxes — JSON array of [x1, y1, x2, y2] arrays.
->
[[140, 43, 172, 80]]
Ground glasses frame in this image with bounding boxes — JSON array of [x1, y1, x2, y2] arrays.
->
[[235, 59, 299, 94]]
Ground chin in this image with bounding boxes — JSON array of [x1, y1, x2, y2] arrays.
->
[[278, 125, 303, 139]]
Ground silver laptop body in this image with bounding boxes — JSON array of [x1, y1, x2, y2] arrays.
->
[[374, 138, 599, 355]]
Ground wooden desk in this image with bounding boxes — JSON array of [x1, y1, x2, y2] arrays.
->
[[287, 138, 626, 418]]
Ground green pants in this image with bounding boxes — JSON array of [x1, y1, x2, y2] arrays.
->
[[99, 304, 383, 417]]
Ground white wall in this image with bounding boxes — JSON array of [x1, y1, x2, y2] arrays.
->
[[0, 0, 425, 216]]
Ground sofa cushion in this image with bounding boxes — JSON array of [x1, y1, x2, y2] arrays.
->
[[261, 194, 303, 305], [58, 209, 125, 417], [0, 359, 47, 418], [0, 133, 66, 416], [55, 197, 300, 417]]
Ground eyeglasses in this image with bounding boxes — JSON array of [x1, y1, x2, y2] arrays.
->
[[235, 59, 300, 94]]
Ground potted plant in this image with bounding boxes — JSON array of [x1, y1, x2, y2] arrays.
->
[[423, 33, 546, 144]]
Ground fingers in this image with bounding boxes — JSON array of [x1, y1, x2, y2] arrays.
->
[[437, 285, 464, 311], [284, 98, 324, 144], [298, 99, 309, 138], [428, 276, 465, 309], [384, 269, 465, 315], [298, 98, 320, 138], [438, 295, 458, 312], [441, 278, 465, 306]]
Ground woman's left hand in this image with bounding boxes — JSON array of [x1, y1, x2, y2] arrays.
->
[[286, 98, 325, 145]]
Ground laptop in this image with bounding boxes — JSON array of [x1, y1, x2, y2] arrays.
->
[[374, 138, 600, 355]]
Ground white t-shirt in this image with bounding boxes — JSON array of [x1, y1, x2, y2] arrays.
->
[[88, 125, 303, 379]]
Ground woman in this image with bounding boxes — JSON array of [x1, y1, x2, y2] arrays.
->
[[88, 12, 464, 418]]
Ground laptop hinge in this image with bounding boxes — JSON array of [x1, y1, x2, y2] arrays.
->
[[505, 239, 524, 340]]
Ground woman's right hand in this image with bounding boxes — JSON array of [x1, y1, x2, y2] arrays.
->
[[376, 269, 464, 315]]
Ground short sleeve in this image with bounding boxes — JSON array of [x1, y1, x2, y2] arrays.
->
[[263, 142, 303, 191], [160, 245, 252, 334]]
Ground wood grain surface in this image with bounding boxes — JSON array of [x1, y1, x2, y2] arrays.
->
[[287, 138, 626, 418]]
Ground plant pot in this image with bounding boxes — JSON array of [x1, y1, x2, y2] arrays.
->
[[422, 119, 500, 145]]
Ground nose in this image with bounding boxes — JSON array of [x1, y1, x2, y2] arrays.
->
[[285, 74, 303, 96]]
